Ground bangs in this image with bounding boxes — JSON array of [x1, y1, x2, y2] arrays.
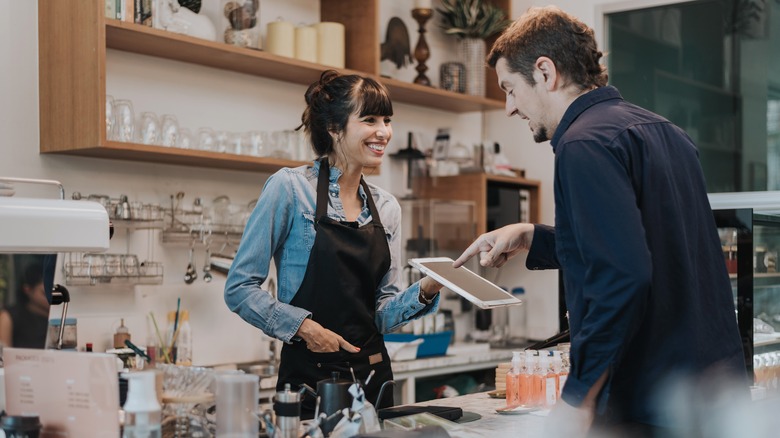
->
[[355, 79, 393, 117]]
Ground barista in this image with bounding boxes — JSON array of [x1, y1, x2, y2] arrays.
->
[[225, 70, 442, 416], [0, 263, 50, 348]]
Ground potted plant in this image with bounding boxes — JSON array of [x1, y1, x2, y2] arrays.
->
[[437, 0, 510, 96]]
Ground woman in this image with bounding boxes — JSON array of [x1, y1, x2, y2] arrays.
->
[[0, 263, 50, 348], [225, 70, 442, 414]]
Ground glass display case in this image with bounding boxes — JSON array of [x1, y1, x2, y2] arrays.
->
[[399, 199, 476, 270], [713, 206, 780, 390]]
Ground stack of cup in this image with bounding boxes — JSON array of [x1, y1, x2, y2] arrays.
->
[[495, 362, 511, 394]]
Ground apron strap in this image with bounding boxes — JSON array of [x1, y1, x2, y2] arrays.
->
[[315, 158, 385, 228], [315, 157, 330, 222]]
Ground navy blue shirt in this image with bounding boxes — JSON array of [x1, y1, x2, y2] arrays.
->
[[526, 86, 746, 425]]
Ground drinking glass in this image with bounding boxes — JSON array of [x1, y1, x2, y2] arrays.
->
[[177, 128, 194, 149], [269, 130, 293, 159], [214, 130, 229, 153], [159, 114, 179, 147], [225, 132, 243, 155], [113, 99, 135, 142], [106, 94, 115, 140], [122, 254, 140, 276], [243, 131, 266, 157], [197, 128, 216, 151], [137, 111, 160, 145]]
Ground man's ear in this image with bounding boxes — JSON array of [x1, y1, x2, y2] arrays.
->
[[535, 56, 558, 90]]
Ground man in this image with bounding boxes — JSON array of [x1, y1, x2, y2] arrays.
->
[[453, 6, 746, 436]]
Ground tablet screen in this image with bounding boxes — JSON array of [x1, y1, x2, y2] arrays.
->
[[410, 258, 520, 308]]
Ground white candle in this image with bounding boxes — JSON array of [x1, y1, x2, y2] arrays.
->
[[414, 0, 432, 9], [295, 25, 318, 63], [316, 22, 345, 69], [265, 21, 295, 58]]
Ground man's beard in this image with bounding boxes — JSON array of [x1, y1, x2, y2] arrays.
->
[[533, 126, 550, 143]]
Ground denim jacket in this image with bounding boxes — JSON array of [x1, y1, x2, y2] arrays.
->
[[225, 161, 439, 343]]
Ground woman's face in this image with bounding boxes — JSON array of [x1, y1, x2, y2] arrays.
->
[[333, 111, 392, 170]]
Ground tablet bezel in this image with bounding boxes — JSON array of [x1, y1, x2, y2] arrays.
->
[[409, 257, 522, 309]]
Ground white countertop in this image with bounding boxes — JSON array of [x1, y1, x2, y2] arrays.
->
[[408, 391, 549, 438], [389, 344, 514, 405], [391, 344, 513, 377]]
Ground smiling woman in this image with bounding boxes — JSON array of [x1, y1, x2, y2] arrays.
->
[[224, 69, 445, 419]]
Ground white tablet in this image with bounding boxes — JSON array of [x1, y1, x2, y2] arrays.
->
[[409, 257, 522, 309]]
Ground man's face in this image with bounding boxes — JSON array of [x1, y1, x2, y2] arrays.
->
[[496, 58, 551, 143]]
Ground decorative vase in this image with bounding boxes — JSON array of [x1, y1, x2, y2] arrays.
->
[[221, 0, 260, 48], [458, 37, 486, 96]]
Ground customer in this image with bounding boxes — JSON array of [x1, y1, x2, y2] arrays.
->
[[453, 6, 746, 436], [0, 263, 50, 348], [226, 70, 442, 416]]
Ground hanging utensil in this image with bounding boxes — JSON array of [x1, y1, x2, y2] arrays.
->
[[202, 244, 213, 283], [184, 244, 197, 284]]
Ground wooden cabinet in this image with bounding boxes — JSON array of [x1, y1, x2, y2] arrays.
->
[[38, 0, 510, 173], [413, 173, 541, 235]]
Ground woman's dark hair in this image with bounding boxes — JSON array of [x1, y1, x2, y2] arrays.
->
[[487, 6, 608, 91], [16, 263, 43, 305], [299, 70, 393, 157]]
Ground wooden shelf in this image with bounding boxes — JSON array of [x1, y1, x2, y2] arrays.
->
[[105, 20, 503, 113], [60, 141, 307, 173], [38, 0, 509, 174]]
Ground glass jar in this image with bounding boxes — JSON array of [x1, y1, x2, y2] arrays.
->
[[46, 318, 78, 350]]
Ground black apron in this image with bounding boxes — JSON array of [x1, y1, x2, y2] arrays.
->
[[276, 159, 394, 417]]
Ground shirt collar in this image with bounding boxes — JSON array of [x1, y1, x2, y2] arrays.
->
[[312, 159, 368, 201], [550, 85, 623, 151]]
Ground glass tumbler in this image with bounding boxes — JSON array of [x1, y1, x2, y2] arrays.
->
[[177, 128, 194, 149], [159, 114, 179, 147], [197, 127, 216, 151], [137, 112, 160, 145], [243, 131, 266, 157], [113, 99, 135, 142], [106, 94, 116, 140]]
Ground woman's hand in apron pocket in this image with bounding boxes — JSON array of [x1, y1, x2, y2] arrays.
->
[[296, 318, 360, 353]]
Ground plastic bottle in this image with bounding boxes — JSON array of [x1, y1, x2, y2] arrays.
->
[[543, 352, 558, 407], [505, 351, 523, 407], [518, 351, 533, 406], [114, 318, 131, 349], [175, 310, 192, 366], [553, 351, 566, 397], [122, 371, 161, 438], [558, 350, 570, 397], [529, 351, 544, 407]]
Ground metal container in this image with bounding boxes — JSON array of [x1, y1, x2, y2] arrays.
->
[[273, 384, 301, 438]]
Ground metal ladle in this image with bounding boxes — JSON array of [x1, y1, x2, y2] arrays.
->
[[184, 245, 197, 284]]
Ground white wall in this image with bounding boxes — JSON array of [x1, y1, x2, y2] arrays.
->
[[0, 0, 521, 366], [5, 0, 656, 364]]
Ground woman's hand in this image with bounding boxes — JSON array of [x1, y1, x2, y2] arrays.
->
[[420, 277, 443, 302], [295, 318, 360, 353]]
